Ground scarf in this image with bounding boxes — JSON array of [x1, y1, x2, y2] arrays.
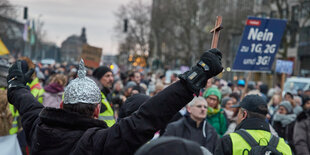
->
[[273, 113, 296, 127], [207, 105, 221, 116], [224, 109, 234, 120], [44, 83, 64, 93]]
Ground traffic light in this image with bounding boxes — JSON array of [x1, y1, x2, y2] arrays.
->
[[124, 19, 128, 32], [24, 7, 28, 19]]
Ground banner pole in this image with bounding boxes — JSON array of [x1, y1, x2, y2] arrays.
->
[[280, 73, 286, 99], [241, 72, 252, 100]]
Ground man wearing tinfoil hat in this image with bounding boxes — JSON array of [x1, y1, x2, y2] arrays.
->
[[7, 49, 223, 154]]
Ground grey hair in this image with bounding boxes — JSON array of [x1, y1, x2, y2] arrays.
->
[[294, 95, 303, 106], [187, 96, 208, 107], [113, 80, 123, 90]]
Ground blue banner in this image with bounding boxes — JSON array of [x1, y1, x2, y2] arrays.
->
[[232, 17, 287, 71], [275, 60, 293, 75]]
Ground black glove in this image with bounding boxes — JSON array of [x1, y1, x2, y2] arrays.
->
[[179, 48, 223, 95], [7, 60, 34, 91]]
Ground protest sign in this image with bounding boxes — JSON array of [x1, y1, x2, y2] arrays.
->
[[276, 60, 294, 75], [232, 17, 287, 71], [81, 44, 102, 68]]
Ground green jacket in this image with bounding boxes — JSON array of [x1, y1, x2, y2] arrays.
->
[[207, 108, 227, 137]]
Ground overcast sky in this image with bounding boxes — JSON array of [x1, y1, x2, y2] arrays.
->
[[9, 0, 141, 55]]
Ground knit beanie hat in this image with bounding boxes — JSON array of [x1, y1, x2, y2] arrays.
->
[[279, 101, 293, 114], [92, 66, 112, 80], [221, 97, 231, 108], [221, 86, 232, 97], [125, 81, 137, 90], [203, 87, 222, 101]]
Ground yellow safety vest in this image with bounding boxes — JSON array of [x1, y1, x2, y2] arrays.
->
[[9, 104, 19, 135], [27, 77, 44, 103], [230, 129, 292, 155], [99, 93, 115, 127]]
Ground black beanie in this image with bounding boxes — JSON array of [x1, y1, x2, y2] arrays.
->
[[92, 66, 112, 80]]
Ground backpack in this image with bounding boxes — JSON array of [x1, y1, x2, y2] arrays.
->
[[235, 129, 282, 155]]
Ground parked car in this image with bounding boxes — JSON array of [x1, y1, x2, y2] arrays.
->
[[283, 77, 310, 95]]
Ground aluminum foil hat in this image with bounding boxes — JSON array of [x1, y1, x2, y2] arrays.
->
[[63, 59, 101, 104]]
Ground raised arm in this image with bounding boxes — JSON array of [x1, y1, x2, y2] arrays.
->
[[90, 49, 224, 155], [7, 61, 44, 144]]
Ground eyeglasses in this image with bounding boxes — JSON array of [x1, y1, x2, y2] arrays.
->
[[207, 96, 218, 102], [195, 105, 208, 109]]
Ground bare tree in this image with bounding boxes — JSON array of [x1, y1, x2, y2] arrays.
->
[[0, 0, 17, 18], [114, 0, 151, 68], [149, 0, 255, 69]]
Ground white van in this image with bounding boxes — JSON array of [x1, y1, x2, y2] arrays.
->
[[283, 77, 310, 95]]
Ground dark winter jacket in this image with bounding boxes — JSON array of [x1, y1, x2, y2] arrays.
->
[[294, 110, 310, 155], [272, 114, 296, 153], [118, 94, 150, 119], [163, 115, 219, 153], [8, 81, 193, 155]]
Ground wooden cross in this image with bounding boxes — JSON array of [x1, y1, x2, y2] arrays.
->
[[210, 16, 223, 48]]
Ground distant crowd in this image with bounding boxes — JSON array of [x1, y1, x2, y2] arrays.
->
[[1, 56, 310, 155]]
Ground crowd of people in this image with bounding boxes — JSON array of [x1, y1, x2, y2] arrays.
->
[[1, 49, 310, 155]]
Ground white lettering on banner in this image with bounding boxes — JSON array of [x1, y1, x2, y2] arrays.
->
[[243, 58, 256, 65], [264, 44, 276, 53], [247, 28, 273, 41], [256, 56, 271, 65], [242, 56, 271, 66], [243, 43, 277, 54], [251, 43, 262, 53], [240, 46, 249, 52]]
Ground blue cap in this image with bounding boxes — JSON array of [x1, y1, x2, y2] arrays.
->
[[237, 80, 245, 86]]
